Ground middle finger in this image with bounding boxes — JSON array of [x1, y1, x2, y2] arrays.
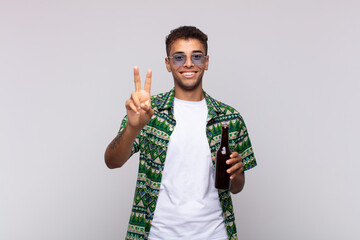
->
[[227, 162, 242, 174]]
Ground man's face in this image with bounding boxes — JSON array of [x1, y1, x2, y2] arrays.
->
[[165, 38, 209, 91]]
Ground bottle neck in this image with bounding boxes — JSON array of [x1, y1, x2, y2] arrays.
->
[[220, 127, 229, 146]]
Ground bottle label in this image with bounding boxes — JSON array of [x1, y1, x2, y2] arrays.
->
[[221, 147, 226, 155]]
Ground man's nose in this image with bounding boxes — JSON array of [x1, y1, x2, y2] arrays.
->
[[184, 55, 194, 67]]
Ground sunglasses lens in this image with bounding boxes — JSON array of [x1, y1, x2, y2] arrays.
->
[[191, 54, 205, 65], [172, 54, 186, 66]]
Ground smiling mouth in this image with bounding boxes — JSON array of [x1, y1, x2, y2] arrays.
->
[[181, 71, 197, 78]]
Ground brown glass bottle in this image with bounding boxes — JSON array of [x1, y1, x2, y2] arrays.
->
[[215, 125, 231, 189]]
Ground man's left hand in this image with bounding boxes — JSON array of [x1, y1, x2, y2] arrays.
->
[[226, 152, 243, 180], [212, 151, 243, 180]]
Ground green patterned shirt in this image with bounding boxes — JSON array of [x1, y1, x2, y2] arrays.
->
[[120, 89, 257, 240]]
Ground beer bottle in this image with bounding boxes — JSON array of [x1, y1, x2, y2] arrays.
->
[[215, 125, 231, 189]]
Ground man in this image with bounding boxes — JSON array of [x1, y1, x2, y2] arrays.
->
[[105, 26, 257, 240]]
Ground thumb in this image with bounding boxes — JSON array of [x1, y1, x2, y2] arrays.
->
[[142, 100, 152, 111]]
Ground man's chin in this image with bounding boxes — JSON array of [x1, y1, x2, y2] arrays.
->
[[175, 78, 202, 91]]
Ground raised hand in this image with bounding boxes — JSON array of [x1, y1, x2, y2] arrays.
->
[[125, 66, 154, 131]]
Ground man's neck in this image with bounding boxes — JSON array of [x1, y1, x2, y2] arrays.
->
[[174, 86, 204, 102]]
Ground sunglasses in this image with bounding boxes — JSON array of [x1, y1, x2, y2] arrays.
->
[[168, 53, 207, 66]]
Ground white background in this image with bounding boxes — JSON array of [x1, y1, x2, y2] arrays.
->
[[1, 0, 359, 239]]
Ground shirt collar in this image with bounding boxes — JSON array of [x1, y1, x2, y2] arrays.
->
[[156, 88, 225, 120]]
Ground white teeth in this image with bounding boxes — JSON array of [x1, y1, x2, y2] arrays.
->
[[183, 72, 195, 76]]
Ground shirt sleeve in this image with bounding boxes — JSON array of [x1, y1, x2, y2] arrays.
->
[[234, 116, 257, 171], [118, 115, 140, 157]]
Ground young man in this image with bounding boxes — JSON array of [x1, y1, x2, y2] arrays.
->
[[105, 26, 257, 240]]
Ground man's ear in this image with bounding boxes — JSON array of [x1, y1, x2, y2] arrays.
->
[[204, 55, 209, 70], [165, 57, 172, 72]]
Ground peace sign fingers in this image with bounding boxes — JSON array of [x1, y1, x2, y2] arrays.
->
[[133, 66, 152, 94], [127, 66, 154, 130]]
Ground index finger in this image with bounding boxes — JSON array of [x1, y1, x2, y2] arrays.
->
[[134, 66, 141, 92], [144, 69, 152, 94]]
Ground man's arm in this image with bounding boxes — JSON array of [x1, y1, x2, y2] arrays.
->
[[228, 152, 245, 194], [104, 66, 154, 169], [229, 166, 245, 194], [104, 124, 139, 169]]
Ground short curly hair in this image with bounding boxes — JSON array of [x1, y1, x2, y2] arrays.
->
[[165, 26, 208, 56]]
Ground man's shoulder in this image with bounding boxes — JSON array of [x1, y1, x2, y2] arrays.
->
[[151, 91, 170, 101], [206, 92, 242, 117], [150, 89, 174, 112], [215, 98, 239, 114]]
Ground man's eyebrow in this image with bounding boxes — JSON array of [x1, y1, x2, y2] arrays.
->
[[172, 50, 204, 54], [173, 51, 185, 54]]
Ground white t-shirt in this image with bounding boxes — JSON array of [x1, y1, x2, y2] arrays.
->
[[148, 98, 228, 240]]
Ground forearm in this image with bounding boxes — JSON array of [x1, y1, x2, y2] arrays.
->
[[230, 172, 245, 194], [104, 124, 139, 169]]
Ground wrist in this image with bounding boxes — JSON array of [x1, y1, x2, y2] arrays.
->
[[125, 123, 143, 137]]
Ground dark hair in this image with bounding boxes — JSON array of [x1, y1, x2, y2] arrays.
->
[[165, 26, 208, 56]]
